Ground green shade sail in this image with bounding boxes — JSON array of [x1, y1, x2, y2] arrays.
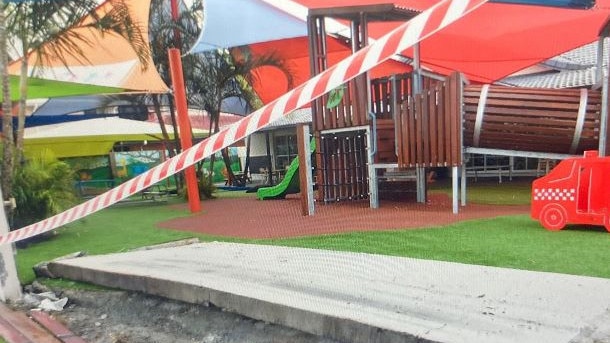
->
[[2, 75, 124, 101]]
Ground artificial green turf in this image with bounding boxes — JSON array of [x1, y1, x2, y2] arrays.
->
[[14, 182, 610, 288], [256, 215, 610, 279], [14, 201, 198, 284], [214, 189, 256, 199], [430, 179, 532, 205]]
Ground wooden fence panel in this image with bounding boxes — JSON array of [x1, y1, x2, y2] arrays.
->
[[463, 85, 601, 154], [398, 72, 462, 168]]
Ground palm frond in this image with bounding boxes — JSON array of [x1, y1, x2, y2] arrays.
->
[[83, 0, 151, 69], [6, 0, 151, 71], [12, 155, 77, 228]]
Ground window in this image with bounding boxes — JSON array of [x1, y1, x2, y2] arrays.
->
[[274, 134, 297, 170]]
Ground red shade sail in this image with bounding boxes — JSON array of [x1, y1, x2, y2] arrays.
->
[[296, 0, 610, 83], [246, 36, 411, 104], [213, 0, 610, 103]]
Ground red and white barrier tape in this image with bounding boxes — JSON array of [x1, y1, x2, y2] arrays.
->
[[0, 0, 488, 245]]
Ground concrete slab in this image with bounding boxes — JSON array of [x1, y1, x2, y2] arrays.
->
[[48, 242, 610, 343]]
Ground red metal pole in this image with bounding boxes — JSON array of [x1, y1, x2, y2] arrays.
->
[[168, 48, 201, 213]]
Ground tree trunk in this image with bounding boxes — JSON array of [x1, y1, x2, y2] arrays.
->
[[206, 109, 217, 184], [214, 112, 236, 184], [221, 147, 237, 184], [167, 94, 183, 189], [14, 51, 27, 167], [0, 0, 21, 302], [167, 94, 180, 153], [243, 135, 251, 175], [152, 94, 173, 157], [0, 1, 14, 202], [153, 94, 180, 190], [0, 186, 22, 301]]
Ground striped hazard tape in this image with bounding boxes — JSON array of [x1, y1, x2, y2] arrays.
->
[[0, 0, 488, 245]]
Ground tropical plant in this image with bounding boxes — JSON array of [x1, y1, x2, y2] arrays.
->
[[1, 0, 150, 204], [148, 0, 294, 184], [11, 153, 77, 230], [186, 47, 295, 183], [149, 0, 202, 76], [198, 176, 216, 199], [147, 0, 203, 191]]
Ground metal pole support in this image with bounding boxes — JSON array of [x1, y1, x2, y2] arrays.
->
[[168, 48, 201, 213]]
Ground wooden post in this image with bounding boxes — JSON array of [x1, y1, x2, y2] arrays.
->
[[168, 48, 201, 213], [0, 195, 22, 301], [297, 124, 314, 216]]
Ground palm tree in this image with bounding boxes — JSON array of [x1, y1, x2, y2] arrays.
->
[[0, 0, 22, 302], [186, 47, 294, 183], [1, 0, 151, 199], [148, 0, 203, 155], [0, 0, 13, 201]]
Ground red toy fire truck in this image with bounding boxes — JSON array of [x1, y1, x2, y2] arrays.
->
[[531, 150, 610, 232]]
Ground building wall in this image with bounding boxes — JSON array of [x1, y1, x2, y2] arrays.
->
[[248, 127, 299, 173]]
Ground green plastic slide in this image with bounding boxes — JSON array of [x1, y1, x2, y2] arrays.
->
[[257, 139, 315, 200]]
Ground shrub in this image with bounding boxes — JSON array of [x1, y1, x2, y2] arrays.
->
[[199, 177, 216, 199], [11, 155, 78, 230]]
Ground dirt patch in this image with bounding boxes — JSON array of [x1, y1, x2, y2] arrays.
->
[[31, 289, 341, 343], [159, 194, 530, 239]]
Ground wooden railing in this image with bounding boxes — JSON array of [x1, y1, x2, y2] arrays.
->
[[315, 69, 603, 180], [312, 76, 369, 131], [396, 72, 463, 168], [370, 74, 412, 120]]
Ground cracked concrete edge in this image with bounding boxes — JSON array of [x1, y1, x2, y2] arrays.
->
[[47, 262, 437, 343], [34, 239, 201, 279], [33, 251, 87, 279], [127, 238, 201, 252], [569, 309, 610, 343]]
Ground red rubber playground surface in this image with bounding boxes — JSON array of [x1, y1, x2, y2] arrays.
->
[[158, 193, 530, 239]]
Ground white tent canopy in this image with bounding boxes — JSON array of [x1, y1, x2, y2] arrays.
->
[[24, 117, 207, 158], [189, 0, 349, 53], [25, 117, 206, 139]]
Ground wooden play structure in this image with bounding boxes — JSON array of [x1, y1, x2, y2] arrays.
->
[[294, 3, 610, 214]]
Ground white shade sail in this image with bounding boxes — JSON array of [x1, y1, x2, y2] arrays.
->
[[189, 0, 309, 53]]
